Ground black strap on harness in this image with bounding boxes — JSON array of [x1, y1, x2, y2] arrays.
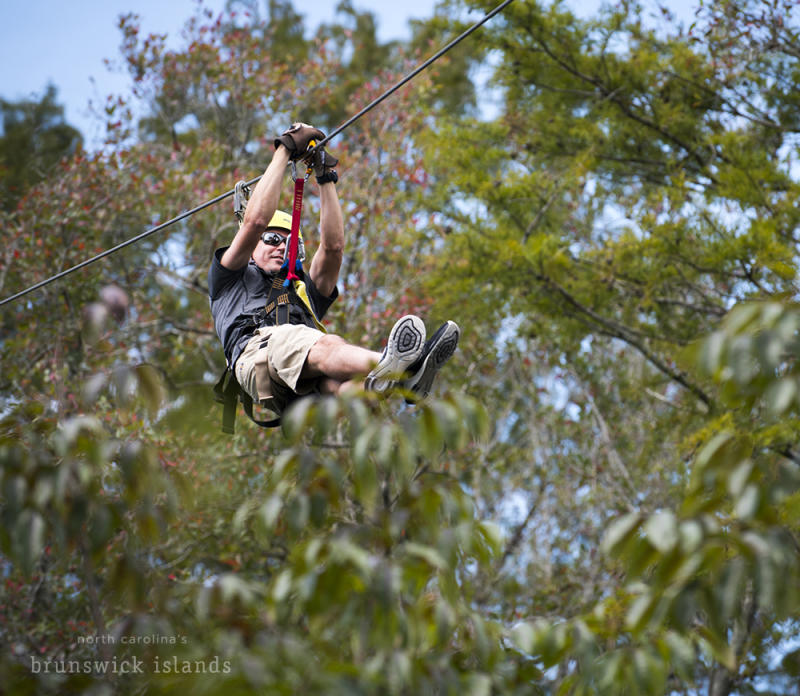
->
[[213, 365, 281, 434], [254, 271, 320, 330], [215, 175, 322, 434], [213, 269, 323, 434]]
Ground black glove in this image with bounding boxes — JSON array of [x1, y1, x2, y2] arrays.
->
[[274, 122, 325, 160], [306, 146, 339, 184]]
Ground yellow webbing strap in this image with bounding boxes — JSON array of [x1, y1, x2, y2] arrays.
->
[[292, 279, 327, 333]]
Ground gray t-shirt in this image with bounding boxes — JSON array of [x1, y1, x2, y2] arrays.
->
[[208, 247, 338, 367]]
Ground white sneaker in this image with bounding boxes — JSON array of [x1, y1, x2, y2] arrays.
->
[[365, 315, 426, 393], [403, 321, 460, 401]]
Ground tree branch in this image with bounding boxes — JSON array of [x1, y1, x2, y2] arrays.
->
[[537, 272, 712, 407]]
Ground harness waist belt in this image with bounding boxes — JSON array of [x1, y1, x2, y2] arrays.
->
[[254, 272, 327, 332], [250, 291, 314, 329]]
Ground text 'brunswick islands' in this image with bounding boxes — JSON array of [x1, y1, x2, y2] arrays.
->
[[30, 655, 233, 675]]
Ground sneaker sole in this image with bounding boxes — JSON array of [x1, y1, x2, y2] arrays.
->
[[365, 315, 426, 393], [404, 321, 460, 400]]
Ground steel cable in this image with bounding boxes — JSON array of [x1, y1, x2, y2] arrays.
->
[[0, 0, 515, 308]]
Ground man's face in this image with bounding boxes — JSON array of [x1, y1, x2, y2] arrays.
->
[[252, 229, 288, 273]]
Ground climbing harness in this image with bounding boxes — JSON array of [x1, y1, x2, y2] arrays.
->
[[232, 177, 322, 331], [216, 161, 327, 434], [213, 365, 280, 434], [212, 274, 326, 434]]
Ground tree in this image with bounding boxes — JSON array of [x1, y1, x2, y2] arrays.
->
[[0, 84, 82, 211], [418, 0, 800, 691]]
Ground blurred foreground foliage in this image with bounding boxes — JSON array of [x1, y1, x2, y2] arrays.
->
[[1, 304, 523, 693], [4, 298, 800, 694], [512, 301, 800, 695]]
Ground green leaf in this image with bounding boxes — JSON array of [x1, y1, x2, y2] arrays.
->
[[477, 520, 504, 555], [678, 519, 704, 553], [418, 404, 445, 457], [700, 330, 725, 375], [31, 477, 54, 509], [258, 495, 283, 532], [695, 431, 735, 471], [375, 423, 395, 466], [133, 363, 166, 415], [82, 372, 108, 403], [601, 512, 642, 556], [217, 573, 256, 605], [347, 397, 369, 439], [511, 622, 536, 653], [664, 631, 696, 680], [281, 396, 315, 441], [316, 395, 339, 431], [765, 377, 797, 416], [272, 569, 292, 602], [233, 498, 255, 534], [718, 557, 746, 623], [461, 397, 489, 440], [644, 510, 678, 553], [633, 647, 667, 695], [626, 592, 657, 633], [697, 624, 736, 670], [727, 459, 753, 497], [597, 650, 623, 690], [466, 673, 491, 696], [16, 509, 45, 576], [353, 423, 375, 469], [723, 303, 761, 334], [734, 484, 759, 520], [388, 650, 411, 695], [353, 426, 378, 507], [330, 539, 372, 576], [404, 541, 447, 571], [286, 493, 310, 534], [781, 647, 800, 677], [54, 415, 104, 455]]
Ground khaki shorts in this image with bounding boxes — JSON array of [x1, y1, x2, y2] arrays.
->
[[234, 324, 325, 415]]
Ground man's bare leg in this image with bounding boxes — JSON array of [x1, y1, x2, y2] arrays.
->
[[304, 315, 448, 398], [304, 334, 381, 384]]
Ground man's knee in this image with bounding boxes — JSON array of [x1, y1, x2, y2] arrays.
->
[[306, 333, 347, 373], [311, 333, 347, 356]]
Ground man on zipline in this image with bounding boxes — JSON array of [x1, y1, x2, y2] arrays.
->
[[208, 123, 460, 419]]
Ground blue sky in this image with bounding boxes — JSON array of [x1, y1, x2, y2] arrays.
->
[[0, 0, 697, 147], [0, 0, 443, 145]]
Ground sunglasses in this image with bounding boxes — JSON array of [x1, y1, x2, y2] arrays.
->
[[261, 230, 289, 246]]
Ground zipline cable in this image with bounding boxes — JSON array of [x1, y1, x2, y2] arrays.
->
[[0, 191, 235, 309], [0, 0, 515, 309], [308, 0, 516, 153]]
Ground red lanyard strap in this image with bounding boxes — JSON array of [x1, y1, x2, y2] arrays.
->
[[284, 175, 305, 285]]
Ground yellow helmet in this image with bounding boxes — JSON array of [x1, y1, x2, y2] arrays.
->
[[265, 210, 305, 262], [266, 209, 292, 232]]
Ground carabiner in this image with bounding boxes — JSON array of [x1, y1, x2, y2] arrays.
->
[[290, 159, 312, 181], [233, 181, 251, 226]]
